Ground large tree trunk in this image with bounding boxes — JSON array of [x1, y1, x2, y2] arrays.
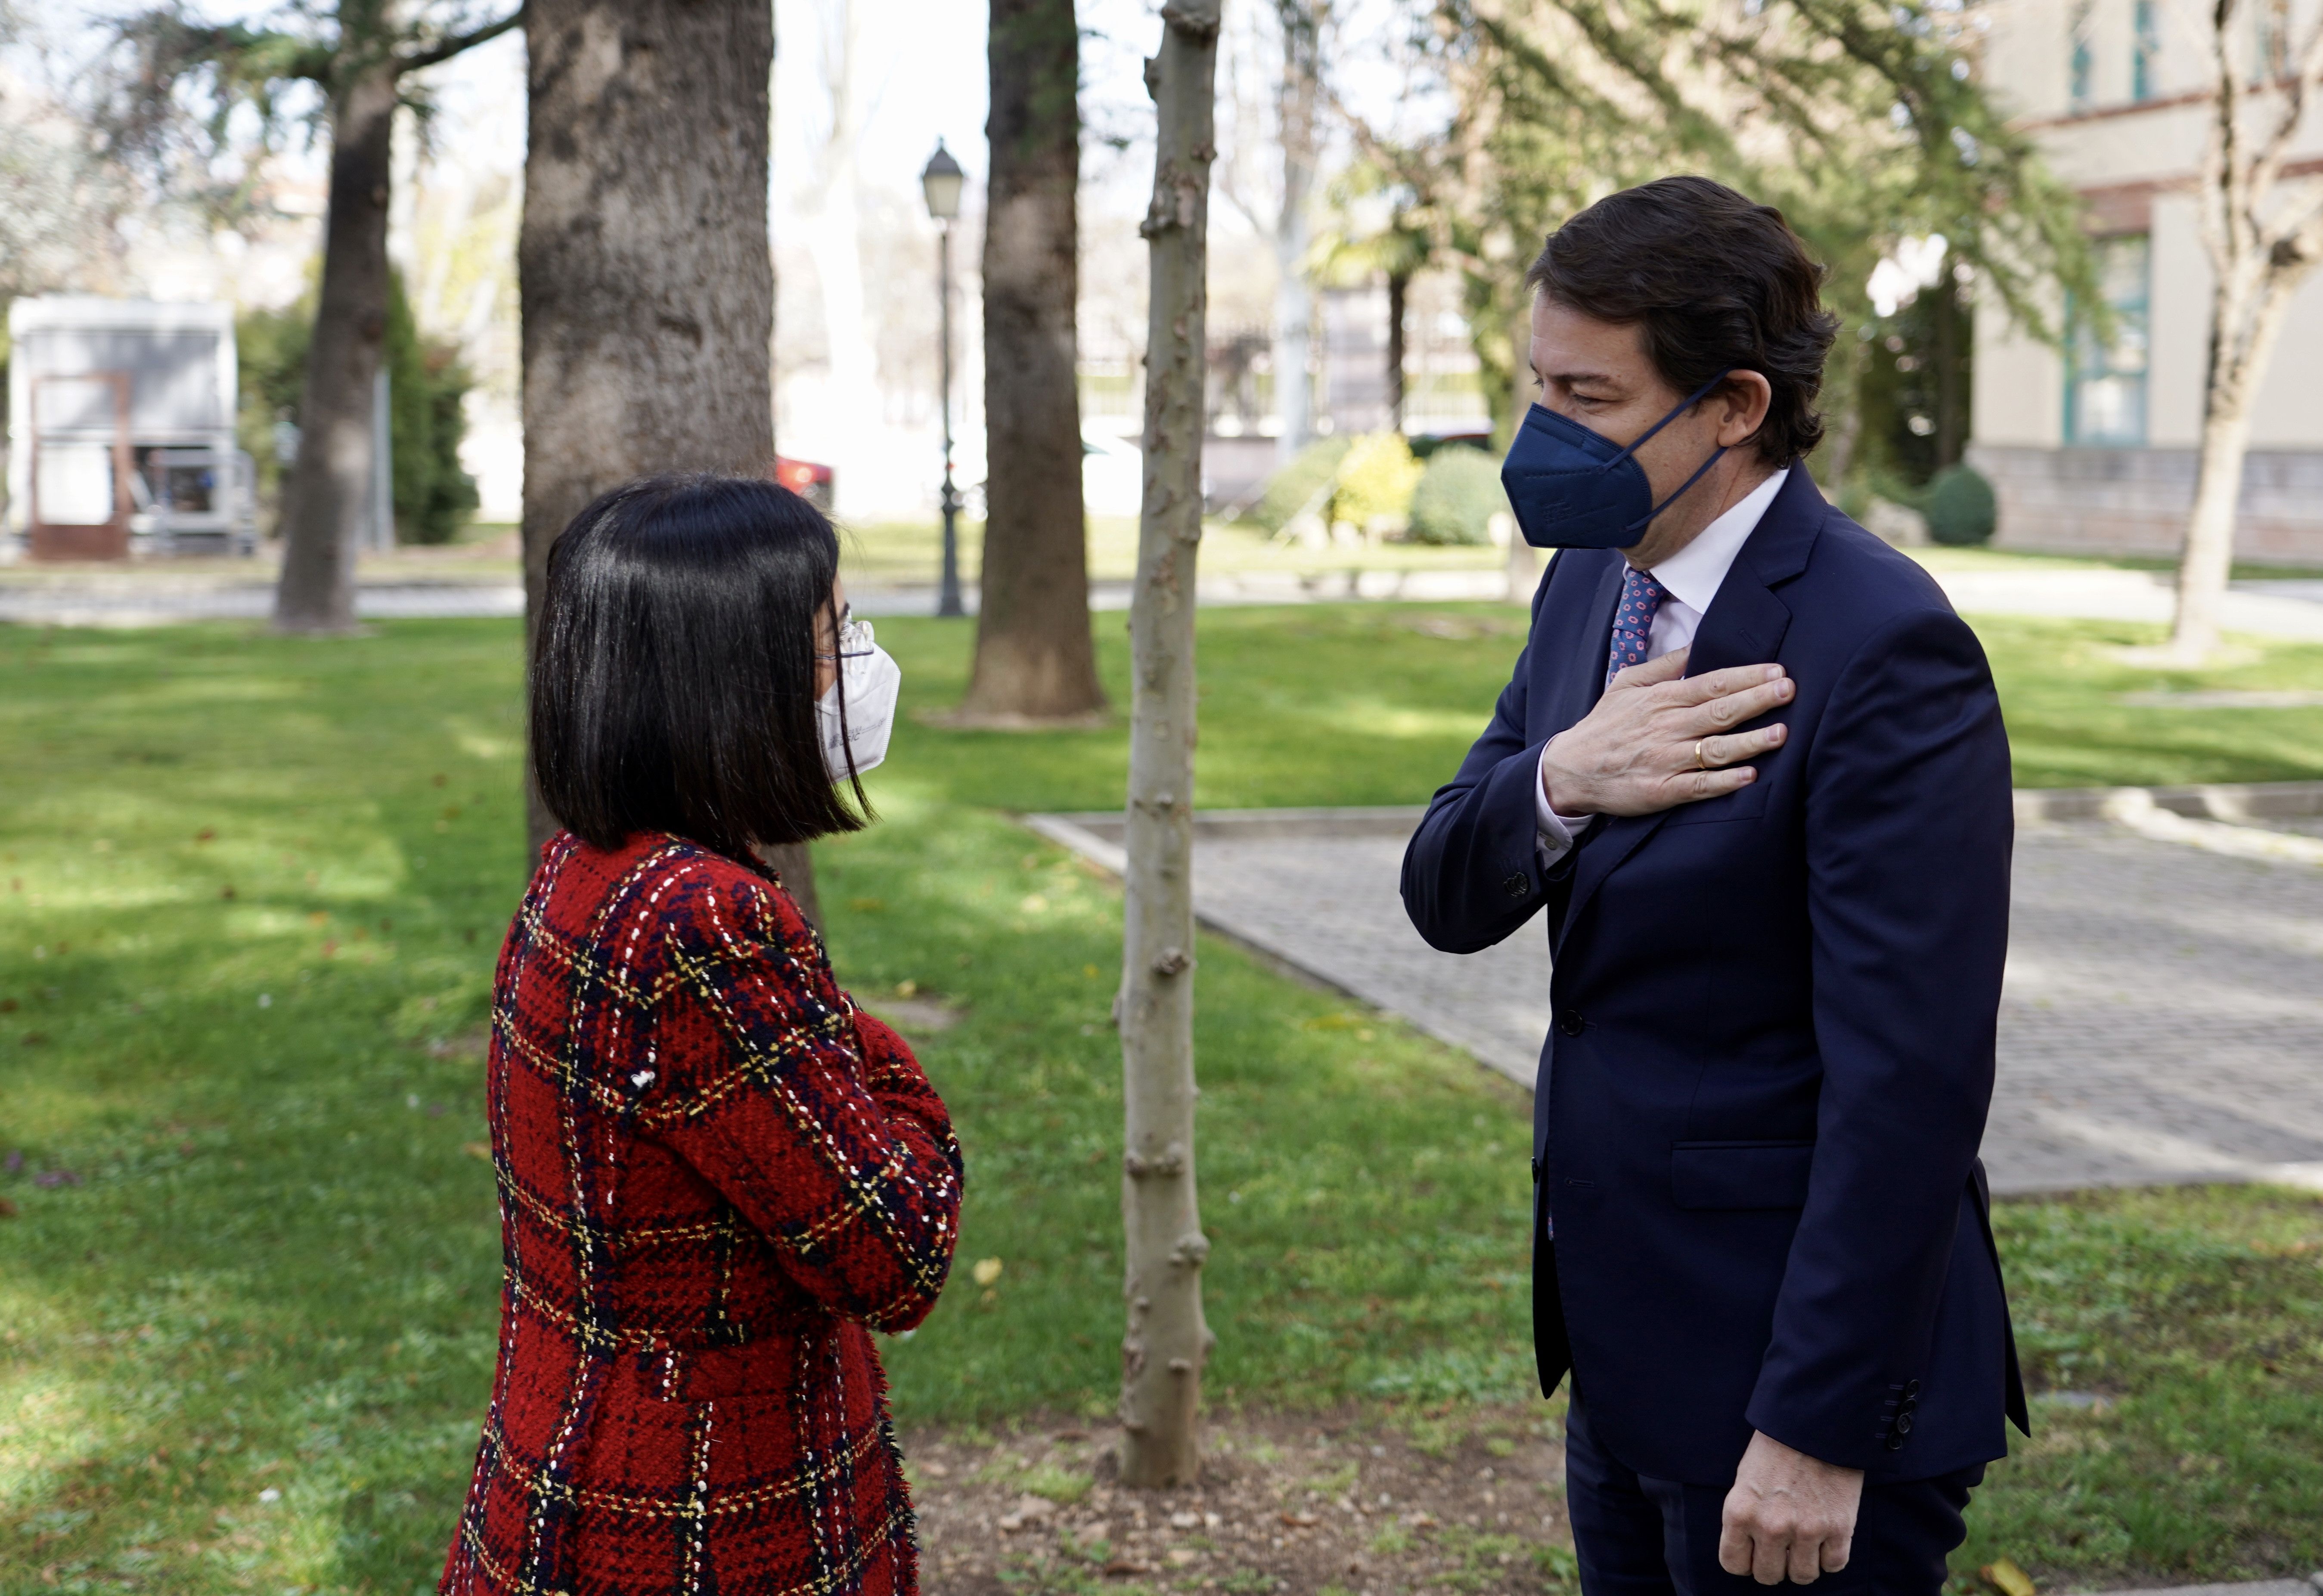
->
[[274, 63, 398, 634], [960, 0, 1104, 723], [1119, 0, 1220, 1492], [1271, 3, 1318, 463], [521, 0, 779, 850]]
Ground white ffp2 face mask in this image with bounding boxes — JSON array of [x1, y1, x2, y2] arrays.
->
[[817, 617, 902, 780]]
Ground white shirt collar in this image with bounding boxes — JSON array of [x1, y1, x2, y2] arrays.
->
[[1648, 467, 1789, 613]]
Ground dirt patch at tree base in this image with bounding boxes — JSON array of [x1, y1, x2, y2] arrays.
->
[[904, 1404, 1577, 1595]]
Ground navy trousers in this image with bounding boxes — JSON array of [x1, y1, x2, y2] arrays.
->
[[1564, 1390, 1982, 1596]]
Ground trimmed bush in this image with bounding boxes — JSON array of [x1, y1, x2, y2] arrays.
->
[[1926, 464, 1997, 547], [1329, 431, 1425, 530], [1246, 436, 1352, 533], [1405, 445, 1506, 546]]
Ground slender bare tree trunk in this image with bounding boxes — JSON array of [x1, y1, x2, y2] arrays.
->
[[961, 0, 1106, 722], [520, 0, 780, 852], [1386, 268, 1408, 432], [274, 63, 398, 633], [800, 0, 880, 517], [2169, 267, 2296, 656], [1119, 0, 1221, 1492], [1932, 270, 1963, 470], [2165, 0, 2323, 659], [1271, 2, 1318, 463]]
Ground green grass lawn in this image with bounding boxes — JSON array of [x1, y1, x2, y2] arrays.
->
[[2, 606, 2320, 1594]]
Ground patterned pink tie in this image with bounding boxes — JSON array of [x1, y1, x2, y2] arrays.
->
[[1606, 567, 1671, 687]]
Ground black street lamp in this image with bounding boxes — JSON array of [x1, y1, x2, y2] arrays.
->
[[921, 139, 967, 619]]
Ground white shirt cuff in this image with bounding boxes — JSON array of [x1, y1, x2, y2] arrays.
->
[[1535, 741, 1591, 862]]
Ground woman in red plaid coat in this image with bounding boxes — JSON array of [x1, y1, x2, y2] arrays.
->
[[441, 475, 962, 1596]]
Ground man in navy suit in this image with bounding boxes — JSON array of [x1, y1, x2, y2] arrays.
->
[[1401, 177, 2028, 1593]]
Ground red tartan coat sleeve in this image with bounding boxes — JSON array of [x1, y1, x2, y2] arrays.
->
[[646, 867, 964, 1333]]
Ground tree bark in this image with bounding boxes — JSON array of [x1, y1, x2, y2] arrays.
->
[[2170, 267, 2297, 657], [1386, 268, 1408, 433], [2171, 400, 2255, 658], [1932, 270, 1962, 471], [274, 62, 398, 634], [520, 0, 781, 853], [1119, 0, 1220, 1493], [960, 0, 1104, 722]]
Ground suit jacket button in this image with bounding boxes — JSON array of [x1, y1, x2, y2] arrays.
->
[[1904, 1379, 1922, 1397], [1557, 1010, 1585, 1037], [1503, 871, 1531, 899], [1892, 1411, 1913, 1435]]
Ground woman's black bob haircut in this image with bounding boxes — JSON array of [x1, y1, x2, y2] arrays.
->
[[530, 473, 868, 862]]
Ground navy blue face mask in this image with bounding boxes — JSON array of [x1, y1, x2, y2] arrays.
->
[[1500, 369, 1734, 549]]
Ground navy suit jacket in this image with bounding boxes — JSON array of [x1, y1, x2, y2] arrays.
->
[[1401, 466, 2029, 1485]]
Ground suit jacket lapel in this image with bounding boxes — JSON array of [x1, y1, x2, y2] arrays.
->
[[1534, 552, 1625, 744], [1557, 470, 1819, 940]]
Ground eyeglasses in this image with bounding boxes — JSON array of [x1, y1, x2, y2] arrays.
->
[[816, 607, 876, 663]]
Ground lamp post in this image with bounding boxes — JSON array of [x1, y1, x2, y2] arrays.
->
[[921, 139, 967, 618]]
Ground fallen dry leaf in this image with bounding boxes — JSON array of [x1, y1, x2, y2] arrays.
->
[[0, 1197, 17, 1218], [1982, 1557, 2038, 1596], [462, 1142, 492, 1161], [971, 1257, 1003, 1287]]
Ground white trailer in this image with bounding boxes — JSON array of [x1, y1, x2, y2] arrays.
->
[[5, 297, 256, 561]]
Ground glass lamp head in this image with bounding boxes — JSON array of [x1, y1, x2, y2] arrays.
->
[[920, 140, 965, 222]]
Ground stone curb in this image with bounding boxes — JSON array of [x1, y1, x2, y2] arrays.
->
[[2013, 780, 2323, 823], [1027, 781, 2323, 850], [2074, 1579, 2323, 1596]]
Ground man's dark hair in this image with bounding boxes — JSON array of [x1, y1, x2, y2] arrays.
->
[[1526, 175, 1840, 464], [530, 473, 868, 861]]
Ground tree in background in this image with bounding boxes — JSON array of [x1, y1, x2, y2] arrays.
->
[[1355, 0, 2096, 471], [102, 2, 521, 632], [0, 21, 122, 307], [2164, 0, 2323, 660], [518, 0, 809, 902], [238, 273, 478, 544], [959, 0, 1106, 724], [1270, 1, 1328, 464], [1120, 0, 1221, 1490], [1309, 159, 1433, 431]]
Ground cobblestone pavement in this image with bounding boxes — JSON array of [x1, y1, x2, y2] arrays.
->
[[1038, 810, 2323, 1196]]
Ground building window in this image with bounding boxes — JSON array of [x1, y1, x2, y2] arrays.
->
[[2065, 234, 2150, 447], [2070, 0, 2095, 107], [2133, 0, 2160, 99]]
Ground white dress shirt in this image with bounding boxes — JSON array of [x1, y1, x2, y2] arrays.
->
[[1534, 468, 1790, 860]]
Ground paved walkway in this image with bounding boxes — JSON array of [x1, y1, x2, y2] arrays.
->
[[1030, 790, 2323, 1197]]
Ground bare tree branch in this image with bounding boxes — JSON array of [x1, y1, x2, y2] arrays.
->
[[397, 3, 525, 74]]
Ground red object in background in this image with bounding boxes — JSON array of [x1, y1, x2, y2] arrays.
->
[[773, 455, 834, 511]]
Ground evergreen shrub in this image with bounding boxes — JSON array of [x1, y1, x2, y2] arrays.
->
[[1406, 445, 1506, 545], [237, 269, 479, 544], [1926, 464, 1997, 547]]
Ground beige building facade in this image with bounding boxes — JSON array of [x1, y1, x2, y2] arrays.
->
[[1970, 0, 2323, 564]]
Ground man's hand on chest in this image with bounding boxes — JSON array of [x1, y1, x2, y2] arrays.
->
[[1539, 646, 1794, 818]]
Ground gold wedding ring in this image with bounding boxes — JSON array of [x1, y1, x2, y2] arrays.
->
[[1695, 739, 1710, 770]]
